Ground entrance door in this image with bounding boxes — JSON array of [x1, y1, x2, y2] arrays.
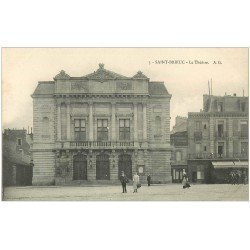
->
[[96, 154, 110, 180], [118, 154, 132, 179], [73, 154, 87, 180], [192, 171, 197, 182]]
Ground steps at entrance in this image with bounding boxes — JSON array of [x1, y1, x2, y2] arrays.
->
[[56, 179, 122, 186]]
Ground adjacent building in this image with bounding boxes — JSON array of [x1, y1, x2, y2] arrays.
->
[[2, 129, 33, 186], [170, 117, 188, 183], [31, 64, 172, 185], [187, 94, 248, 183]]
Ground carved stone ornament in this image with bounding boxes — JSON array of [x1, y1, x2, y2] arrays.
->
[[71, 82, 89, 92], [132, 71, 148, 79], [84, 63, 128, 82], [116, 82, 132, 91], [54, 70, 70, 80]]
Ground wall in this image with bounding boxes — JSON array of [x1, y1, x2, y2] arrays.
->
[[33, 97, 56, 185]]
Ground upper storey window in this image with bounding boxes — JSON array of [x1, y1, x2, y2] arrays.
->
[[241, 102, 246, 112], [155, 116, 162, 136], [195, 121, 202, 130], [97, 119, 108, 141], [119, 119, 130, 140], [217, 102, 223, 112], [17, 138, 22, 146], [42, 117, 50, 138], [74, 119, 86, 141]]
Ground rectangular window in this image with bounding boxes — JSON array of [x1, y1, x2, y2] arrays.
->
[[218, 142, 224, 157], [195, 143, 201, 153], [17, 138, 22, 146], [74, 119, 86, 141], [241, 102, 246, 112], [233, 141, 239, 155], [176, 151, 182, 162], [204, 146, 207, 151], [241, 142, 248, 156], [119, 119, 130, 140], [233, 120, 238, 136], [218, 102, 223, 112], [97, 119, 108, 141], [240, 121, 248, 137], [197, 166, 204, 179], [217, 123, 224, 137], [195, 121, 201, 130]]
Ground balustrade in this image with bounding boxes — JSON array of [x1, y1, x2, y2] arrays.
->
[[70, 141, 135, 148]]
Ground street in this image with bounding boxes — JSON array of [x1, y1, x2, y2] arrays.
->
[[2, 183, 249, 201]]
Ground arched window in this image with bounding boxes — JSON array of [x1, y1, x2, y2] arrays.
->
[[155, 116, 161, 135], [42, 117, 49, 137]]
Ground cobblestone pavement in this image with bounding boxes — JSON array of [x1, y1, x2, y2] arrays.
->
[[2, 184, 249, 201]]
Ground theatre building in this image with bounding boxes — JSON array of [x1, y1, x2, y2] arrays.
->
[[188, 94, 248, 183], [31, 64, 172, 185]]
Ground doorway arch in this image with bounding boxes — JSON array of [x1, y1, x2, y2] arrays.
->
[[96, 154, 110, 180], [118, 154, 132, 179], [73, 154, 87, 180]]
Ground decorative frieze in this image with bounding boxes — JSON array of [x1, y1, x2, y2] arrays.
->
[[71, 82, 89, 92]]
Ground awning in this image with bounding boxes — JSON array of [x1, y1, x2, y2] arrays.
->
[[212, 161, 248, 169]]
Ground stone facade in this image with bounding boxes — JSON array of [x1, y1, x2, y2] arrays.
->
[[31, 64, 172, 185], [187, 94, 248, 183]]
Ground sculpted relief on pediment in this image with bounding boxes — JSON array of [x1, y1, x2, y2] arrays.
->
[[71, 82, 89, 92]]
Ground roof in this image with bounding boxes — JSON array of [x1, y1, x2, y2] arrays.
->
[[84, 63, 129, 81], [171, 131, 188, 137], [149, 82, 170, 96], [32, 82, 55, 96]]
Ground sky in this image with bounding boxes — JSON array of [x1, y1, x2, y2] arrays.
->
[[2, 48, 248, 131]]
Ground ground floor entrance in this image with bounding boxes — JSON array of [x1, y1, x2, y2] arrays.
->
[[73, 154, 87, 180], [118, 154, 132, 179], [171, 166, 187, 183], [96, 154, 110, 180]]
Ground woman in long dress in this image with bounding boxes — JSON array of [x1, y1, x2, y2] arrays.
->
[[182, 169, 188, 189], [133, 172, 140, 193]]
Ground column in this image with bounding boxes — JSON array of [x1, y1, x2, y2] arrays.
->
[[111, 102, 116, 141], [57, 103, 61, 140], [143, 103, 147, 140], [133, 102, 138, 141], [66, 102, 71, 140], [89, 102, 93, 141]]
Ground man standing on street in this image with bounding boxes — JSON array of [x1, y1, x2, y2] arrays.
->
[[147, 174, 151, 186], [120, 171, 128, 193]]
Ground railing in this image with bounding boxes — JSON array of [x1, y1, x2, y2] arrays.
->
[[188, 152, 248, 160], [214, 131, 228, 138], [70, 141, 135, 148]]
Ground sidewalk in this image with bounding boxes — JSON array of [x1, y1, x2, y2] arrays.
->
[[2, 184, 249, 201]]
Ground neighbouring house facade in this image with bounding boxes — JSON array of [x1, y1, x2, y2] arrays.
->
[[2, 129, 33, 186], [188, 94, 249, 183], [170, 117, 188, 183], [31, 64, 172, 185]]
